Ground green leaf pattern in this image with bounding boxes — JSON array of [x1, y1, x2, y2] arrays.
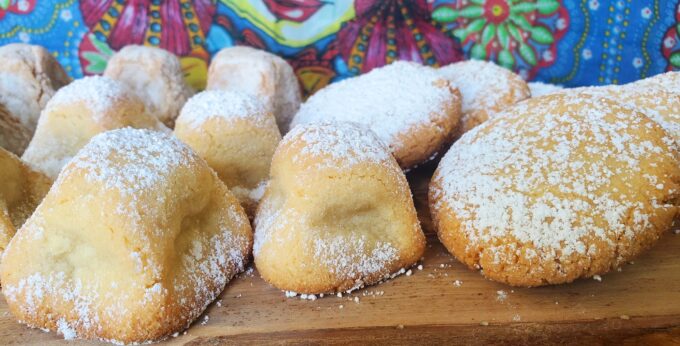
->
[[432, 0, 562, 68]]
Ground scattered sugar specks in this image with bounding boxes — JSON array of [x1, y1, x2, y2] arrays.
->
[[496, 290, 508, 302], [512, 314, 521, 322], [417, 264, 423, 271], [405, 269, 413, 276], [453, 280, 463, 287], [593, 275, 602, 282]]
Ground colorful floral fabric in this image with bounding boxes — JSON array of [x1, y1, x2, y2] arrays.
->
[[0, 0, 678, 95]]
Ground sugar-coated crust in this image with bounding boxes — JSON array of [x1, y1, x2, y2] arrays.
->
[[430, 93, 680, 287], [254, 122, 426, 294], [630, 71, 680, 95], [104, 45, 194, 128], [207, 46, 301, 132], [21, 76, 168, 179], [291, 61, 462, 169], [439, 59, 530, 138], [0, 43, 70, 155], [555, 85, 680, 146], [174, 90, 282, 217], [1, 128, 253, 344], [0, 147, 51, 261]]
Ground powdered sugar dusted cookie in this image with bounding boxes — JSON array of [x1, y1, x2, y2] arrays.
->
[[430, 93, 680, 287], [291, 61, 461, 169], [207, 46, 301, 132], [630, 71, 680, 95], [0, 147, 51, 261], [175, 90, 281, 216], [254, 122, 425, 294], [559, 85, 680, 145], [21, 76, 167, 178], [0, 43, 70, 154], [104, 45, 194, 128], [438, 59, 529, 137], [528, 81, 563, 97], [1, 128, 252, 343]]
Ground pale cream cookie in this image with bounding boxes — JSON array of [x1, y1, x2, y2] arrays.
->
[[1, 128, 252, 343], [21, 76, 167, 178], [174, 90, 281, 216], [207, 46, 301, 132], [254, 122, 426, 294], [104, 45, 194, 128], [0, 43, 70, 154]]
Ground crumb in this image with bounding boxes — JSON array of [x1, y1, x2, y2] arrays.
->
[[285, 291, 297, 298], [496, 290, 507, 302], [674, 229, 680, 234], [354, 297, 360, 303], [201, 315, 209, 325], [417, 264, 423, 270], [216, 301, 222, 307], [480, 321, 489, 326], [512, 314, 521, 322], [235, 294, 242, 298], [593, 275, 602, 282], [453, 280, 462, 287], [172, 332, 180, 338], [555, 301, 559, 305], [396, 324, 404, 329], [337, 292, 342, 298], [620, 315, 630, 320], [339, 305, 344, 309], [440, 264, 445, 268], [320, 293, 324, 298], [406, 269, 413, 276], [617, 267, 622, 272]]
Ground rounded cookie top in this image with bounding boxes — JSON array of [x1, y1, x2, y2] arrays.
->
[[176, 90, 274, 129], [630, 71, 680, 95], [560, 85, 680, 146], [438, 59, 529, 114], [430, 93, 680, 287], [291, 61, 460, 168]]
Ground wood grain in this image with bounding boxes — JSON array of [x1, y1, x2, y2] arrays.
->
[[1, 164, 679, 345]]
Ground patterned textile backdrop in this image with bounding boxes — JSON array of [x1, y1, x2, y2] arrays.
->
[[0, 0, 679, 96]]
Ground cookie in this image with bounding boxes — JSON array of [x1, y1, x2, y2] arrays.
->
[[559, 85, 680, 146], [630, 71, 680, 95], [430, 93, 680, 287], [0, 147, 51, 261], [528, 81, 563, 97], [21, 76, 167, 178], [1, 128, 252, 343], [254, 122, 426, 294], [207, 46, 301, 132], [438, 59, 529, 137], [291, 61, 461, 169], [0, 43, 70, 154], [174, 90, 281, 216], [104, 45, 194, 127]]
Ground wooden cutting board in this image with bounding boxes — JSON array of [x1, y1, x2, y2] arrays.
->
[[1, 163, 679, 345]]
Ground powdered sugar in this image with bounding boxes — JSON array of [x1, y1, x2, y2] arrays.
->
[[313, 234, 399, 279], [281, 122, 392, 169], [44, 76, 132, 122], [528, 82, 564, 97], [177, 90, 271, 129], [290, 61, 455, 150], [438, 59, 528, 114], [432, 93, 678, 269], [631, 71, 680, 94]]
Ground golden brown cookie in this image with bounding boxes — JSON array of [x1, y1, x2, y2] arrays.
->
[[0, 147, 51, 260], [1, 128, 252, 343], [174, 90, 281, 216], [557, 85, 680, 146], [21, 76, 167, 178], [291, 61, 461, 169], [0, 43, 70, 154], [438, 59, 530, 137], [630, 71, 680, 95], [430, 93, 680, 287], [254, 122, 426, 294], [104, 45, 194, 127], [207, 46, 301, 132]]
